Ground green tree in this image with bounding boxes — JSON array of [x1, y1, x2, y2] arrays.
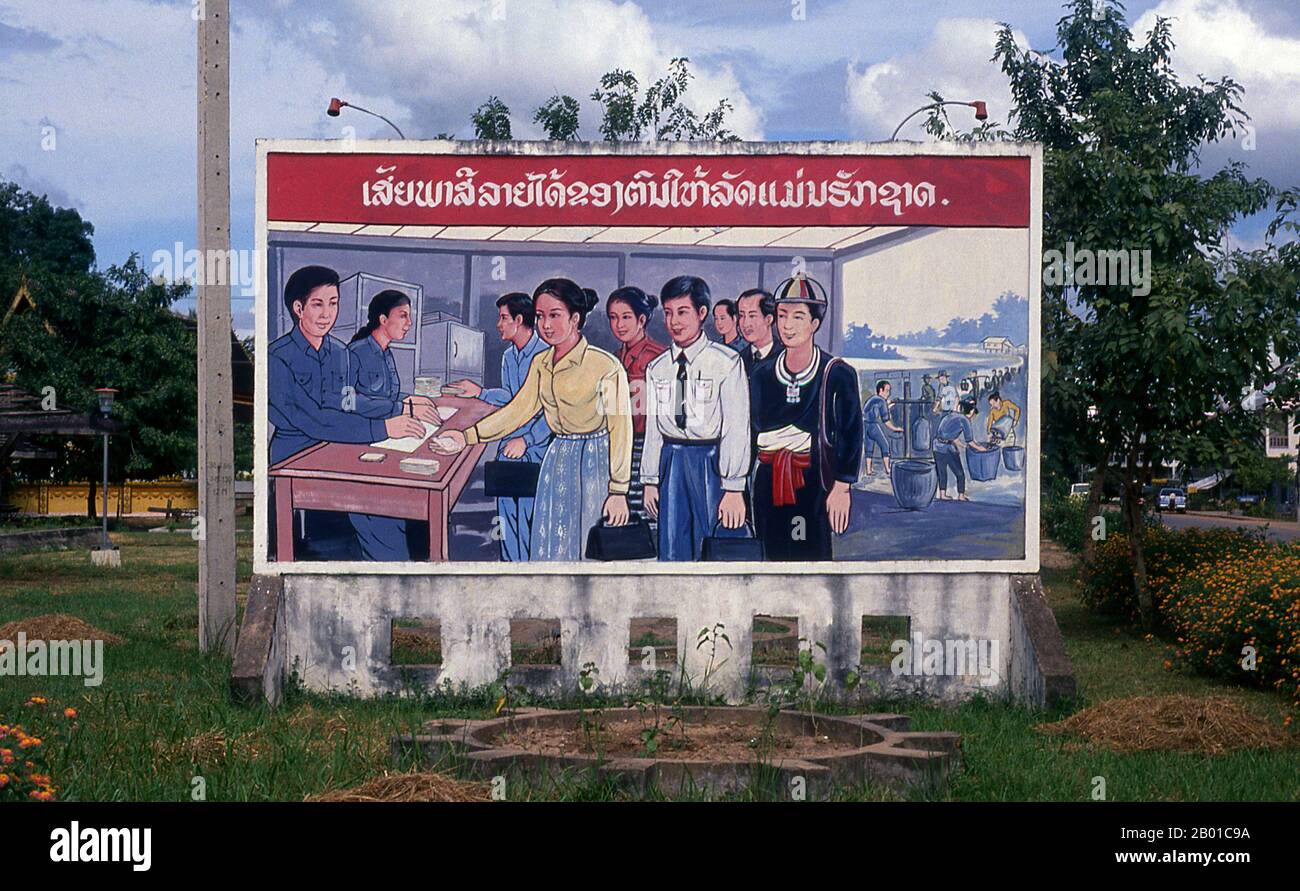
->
[[533, 94, 582, 141], [591, 69, 641, 141], [926, 3, 1300, 622], [4, 257, 197, 514], [991, 2, 1299, 624], [1, 182, 198, 518], [471, 96, 513, 140], [591, 58, 739, 142], [1231, 448, 1292, 495], [0, 181, 96, 310]]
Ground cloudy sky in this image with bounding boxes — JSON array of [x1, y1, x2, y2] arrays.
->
[[2, 0, 1297, 330]]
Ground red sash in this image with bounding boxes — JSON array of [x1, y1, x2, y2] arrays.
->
[[757, 449, 811, 506]]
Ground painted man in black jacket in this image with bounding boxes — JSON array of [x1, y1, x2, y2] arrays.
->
[[749, 274, 863, 561]]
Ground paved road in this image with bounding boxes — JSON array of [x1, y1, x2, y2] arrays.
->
[[1158, 511, 1300, 543]]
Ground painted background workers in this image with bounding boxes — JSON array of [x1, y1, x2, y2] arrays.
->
[[642, 275, 750, 560], [450, 292, 552, 561], [934, 396, 993, 501], [749, 273, 862, 561], [862, 378, 903, 477]]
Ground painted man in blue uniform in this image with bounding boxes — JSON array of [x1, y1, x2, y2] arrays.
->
[[862, 379, 903, 476], [932, 397, 993, 501], [267, 266, 425, 559], [450, 293, 552, 561]]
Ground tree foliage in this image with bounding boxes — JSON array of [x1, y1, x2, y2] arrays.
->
[[991, 1, 1299, 623], [533, 94, 582, 141], [0, 181, 198, 511], [471, 96, 513, 140], [925, 1, 1300, 624], [591, 58, 739, 142]]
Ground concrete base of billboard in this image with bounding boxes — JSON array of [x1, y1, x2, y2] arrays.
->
[[246, 572, 1072, 707]]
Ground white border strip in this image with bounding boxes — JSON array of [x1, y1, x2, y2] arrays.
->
[[253, 139, 1043, 576]]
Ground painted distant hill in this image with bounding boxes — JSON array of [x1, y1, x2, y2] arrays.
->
[[842, 320, 900, 359], [886, 292, 1028, 347]]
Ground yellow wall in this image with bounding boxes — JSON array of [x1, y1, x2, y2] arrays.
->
[[9, 481, 198, 516]]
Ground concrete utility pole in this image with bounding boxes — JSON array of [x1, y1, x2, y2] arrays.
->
[[197, 0, 237, 655]]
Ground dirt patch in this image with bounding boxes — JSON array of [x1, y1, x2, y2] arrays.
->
[[307, 770, 490, 802], [0, 613, 122, 647], [1037, 695, 1296, 755], [495, 714, 854, 761]]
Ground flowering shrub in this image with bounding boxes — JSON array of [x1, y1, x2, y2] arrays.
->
[[0, 696, 74, 801], [1079, 524, 1268, 623], [1164, 550, 1300, 714]]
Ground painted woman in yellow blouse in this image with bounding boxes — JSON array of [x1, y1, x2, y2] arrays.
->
[[437, 280, 633, 561]]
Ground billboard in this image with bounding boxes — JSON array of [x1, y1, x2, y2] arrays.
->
[[255, 141, 1041, 574]]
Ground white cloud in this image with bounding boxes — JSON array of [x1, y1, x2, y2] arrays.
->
[[0, 0, 395, 259], [0, 0, 766, 268], [844, 18, 1028, 140], [1134, 0, 1300, 133], [330, 0, 765, 139]]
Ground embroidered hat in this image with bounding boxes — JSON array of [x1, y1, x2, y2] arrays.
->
[[772, 272, 829, 308]]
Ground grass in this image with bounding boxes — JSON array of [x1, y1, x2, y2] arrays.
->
[[0, 529, 1296, 801], [391, 619, 442, 666], [860, 615, 911, 667]]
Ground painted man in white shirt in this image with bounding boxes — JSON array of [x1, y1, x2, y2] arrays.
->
[[642, 275, 750, 561]]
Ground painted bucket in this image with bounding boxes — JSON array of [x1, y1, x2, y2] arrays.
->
[[891, 459, 938, 510], [1002, 446, 1026, 472], [911, 416, 933, 455], [966, 446, 1002, 482]]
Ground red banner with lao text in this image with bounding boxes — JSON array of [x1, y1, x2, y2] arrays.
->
[[266, 152, 1030, 229]]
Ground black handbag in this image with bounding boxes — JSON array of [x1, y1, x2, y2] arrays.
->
[[701, 521, 764, 562], [585, 517, 657, 561], [483, 460, 541, 498]]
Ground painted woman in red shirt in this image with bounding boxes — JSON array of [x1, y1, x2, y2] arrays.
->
[[606, 286, 668, 520]]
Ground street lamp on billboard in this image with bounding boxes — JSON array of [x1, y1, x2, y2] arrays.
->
[[891, 100, 988, 141], [327, 98, 406, 139]]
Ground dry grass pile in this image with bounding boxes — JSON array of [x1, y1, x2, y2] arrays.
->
[[1038, 695, 1295, 754], [307, 770, 490, 802], [0, 614, 122, 648]]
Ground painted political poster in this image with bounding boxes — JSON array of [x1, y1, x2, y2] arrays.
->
[[254, 141, 1040, 573]]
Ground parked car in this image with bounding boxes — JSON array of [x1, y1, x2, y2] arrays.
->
[[1158, 487, 1187, 513], [1069, 483, 1090, 500]]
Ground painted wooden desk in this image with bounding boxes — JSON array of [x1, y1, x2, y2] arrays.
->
[[269, 396, 494, 562]]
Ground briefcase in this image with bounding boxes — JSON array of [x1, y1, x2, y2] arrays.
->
[[483, 461, 541, 498], [701, 522, 765, 562], [585, 517, 657, 561]]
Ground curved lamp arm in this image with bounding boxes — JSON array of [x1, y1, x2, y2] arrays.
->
[[891, 100, 988, 141], [327, 98, 406, 139]]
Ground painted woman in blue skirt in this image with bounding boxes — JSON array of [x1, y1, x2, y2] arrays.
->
[[346, 289, 439, 560], [436, 279, 633, 561]]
